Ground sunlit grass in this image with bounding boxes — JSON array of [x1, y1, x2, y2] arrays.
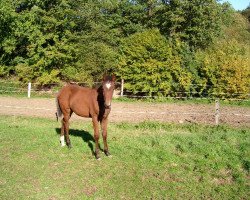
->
[[0, 116, 249, 199]]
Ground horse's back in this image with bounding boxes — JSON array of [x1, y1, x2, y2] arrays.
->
[[57, 84, 78, 102]]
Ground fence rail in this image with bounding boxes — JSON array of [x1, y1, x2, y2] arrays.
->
[[0, 80, 249, 101], [0, 80, 249, 126]]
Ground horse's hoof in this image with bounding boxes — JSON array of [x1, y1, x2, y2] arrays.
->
[[107, 154, 112, 158], [67, 144, 72, 149], [95, 153, 101, 160], [96, 157, 101, 161], [104, 151, 111, 157], [60, 143, 66, 147]]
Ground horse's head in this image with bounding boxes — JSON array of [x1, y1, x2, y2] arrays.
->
[[102, 74, 116, 109]]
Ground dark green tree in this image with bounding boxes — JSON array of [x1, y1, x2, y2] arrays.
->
[[0, 0, 120, 84], [241, 4, 250, 22], [156, 0, 226, 49], [0, 0, 80, 84]]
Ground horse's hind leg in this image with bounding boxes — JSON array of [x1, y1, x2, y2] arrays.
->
[[62, 110, 72, 148], [60, 121, 66, 147], [63, 112, 72, 148]]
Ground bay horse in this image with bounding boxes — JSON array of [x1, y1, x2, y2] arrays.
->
[[56, 75, 116, 160]]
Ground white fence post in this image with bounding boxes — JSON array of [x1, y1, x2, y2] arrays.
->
[[28, 82, 31, 98], [215, 100, 220, 125], [121, 79, 124, 97]]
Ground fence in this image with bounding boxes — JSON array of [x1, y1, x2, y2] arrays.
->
[[0, 79, 249, 101], [118, 81, 250, 101], [0, 80, 249, 126]]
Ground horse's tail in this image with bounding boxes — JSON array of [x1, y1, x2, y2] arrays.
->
[[55, 97, 62, 121]]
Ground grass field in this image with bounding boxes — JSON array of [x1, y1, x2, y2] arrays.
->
[[0, 116, 249, 199]]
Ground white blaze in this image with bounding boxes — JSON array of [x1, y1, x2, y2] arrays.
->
[[106, 82, 111, 89]]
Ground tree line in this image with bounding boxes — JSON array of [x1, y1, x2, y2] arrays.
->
[[0, 0, 249, 98]]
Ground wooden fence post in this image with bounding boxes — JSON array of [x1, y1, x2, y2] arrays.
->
[[215, 100, 220, 125], [28, 82, 31, 98], [121, 79, 124, 97]]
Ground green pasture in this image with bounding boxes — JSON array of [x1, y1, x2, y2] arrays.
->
[[0, 116, 249, 199]]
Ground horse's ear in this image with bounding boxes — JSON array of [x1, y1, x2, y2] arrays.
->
[[112, 74, 116, 82]]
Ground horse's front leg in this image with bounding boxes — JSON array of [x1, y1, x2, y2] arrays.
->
[[101, 118, 111, 156], [92, 116, 100, 160]]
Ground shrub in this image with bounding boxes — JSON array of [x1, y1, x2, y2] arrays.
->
[[118, 29, 193, 97], [196, 39, 250, 99]]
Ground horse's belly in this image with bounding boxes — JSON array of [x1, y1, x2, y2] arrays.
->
[[72, 106, 91, 118], [69, 89, 98, 118]]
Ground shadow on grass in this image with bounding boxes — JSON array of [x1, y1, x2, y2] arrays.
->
[[55, 128, 99, 155]]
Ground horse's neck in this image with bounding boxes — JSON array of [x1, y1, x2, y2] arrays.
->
[[97, 86, 104, 103]]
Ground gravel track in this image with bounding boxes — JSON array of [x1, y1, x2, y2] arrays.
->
[[0, 96, 249, 127]]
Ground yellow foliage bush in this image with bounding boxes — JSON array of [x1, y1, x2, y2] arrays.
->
[[118, 29, 193, 96], [197, 39, 250, 99]]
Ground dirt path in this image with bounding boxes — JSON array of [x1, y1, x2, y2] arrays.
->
[[0, 96, 249, 127]]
